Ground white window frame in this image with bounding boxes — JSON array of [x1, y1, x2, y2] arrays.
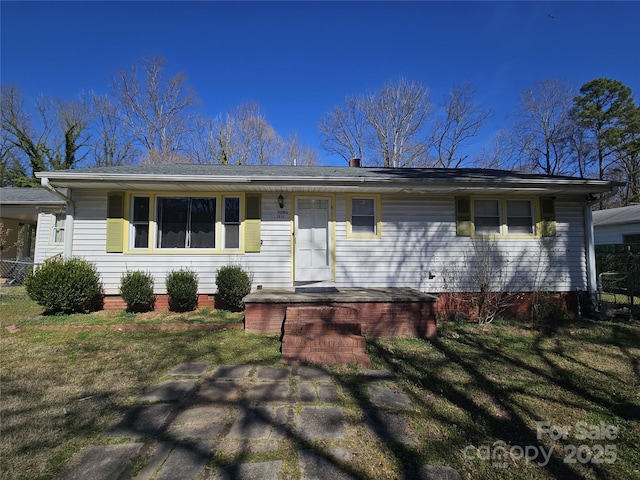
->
[[222, 196, 241, 250], [130, 195, 150, 249], [506, 199, 535, 235], [471, 197, 538, 238], [51, 213, 65, 244], [347, 194, 381, 238]]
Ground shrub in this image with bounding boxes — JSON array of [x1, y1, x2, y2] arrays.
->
[[166, 269, 198, 312], [120, 270, 155, 312], [215, 264, 252, 311], [25, 256, 103, 314]]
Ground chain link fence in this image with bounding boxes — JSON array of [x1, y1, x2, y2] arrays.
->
[[0, 258, 34, 286], [595, 244, 639, 319]]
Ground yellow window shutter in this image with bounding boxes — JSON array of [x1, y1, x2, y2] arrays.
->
[[106, 192, 125, 253], [245, 194, 261, 252], [540, 197, 556, 237], [455, 197, 471, 236]]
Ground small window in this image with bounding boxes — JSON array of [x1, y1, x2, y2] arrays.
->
[[131, 196, 149, 249], [223, 197, 240, 249], [51, 213, 65, 243], [506, 200, 534, 235], [350, 197, 377, 235], [474, 200, 501, 235]]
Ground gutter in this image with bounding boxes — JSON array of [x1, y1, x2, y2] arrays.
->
[[583, 187, 619, 308], [41, 177, 74, 259]]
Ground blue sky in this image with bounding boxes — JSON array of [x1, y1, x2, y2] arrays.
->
[[2, 1, 639, 166]]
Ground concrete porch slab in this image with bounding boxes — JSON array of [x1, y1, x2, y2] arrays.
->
[[244, 287, 437, 304]]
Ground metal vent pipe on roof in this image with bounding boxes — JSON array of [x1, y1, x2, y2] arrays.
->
[[349, 158, 361, 168]]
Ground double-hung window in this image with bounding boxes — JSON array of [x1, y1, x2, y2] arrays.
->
[[506, 200, 535, 235], [471, 198, 535, 236], [223, 196, 240, 249], [348, 196, 380, 237], [51, 213, 65, 243], [131, 196, 150, 249], [473, 200, 501, 235], [157, 197, 216, 249]]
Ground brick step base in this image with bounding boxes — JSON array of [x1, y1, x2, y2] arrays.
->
[[280, 305, 371, 367], [284, 322, 362, 336], [282, 352, 372, 368], [282, 334, 366, 355]]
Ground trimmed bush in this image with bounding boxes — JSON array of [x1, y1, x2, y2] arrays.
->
[[25, 256, 103, 314], [166, 269, 198, 312], [215, 264, 252, 311], [120, 270, 155, 312]]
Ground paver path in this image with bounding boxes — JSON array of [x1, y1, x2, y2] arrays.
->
[[59, 364, 461, 480]]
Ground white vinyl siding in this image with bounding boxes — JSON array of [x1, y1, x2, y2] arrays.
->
[[594, 223, 640, 245], [61, 190, 588, 296]]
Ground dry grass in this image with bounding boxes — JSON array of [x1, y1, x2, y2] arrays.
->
[[366, 320, 640, 479], [0, 290, 280, 480], [1, 289, 639, 479]]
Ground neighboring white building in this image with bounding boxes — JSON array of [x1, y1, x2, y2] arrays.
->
[[33, 164, 619, 301], [592, 204, 640, 245]]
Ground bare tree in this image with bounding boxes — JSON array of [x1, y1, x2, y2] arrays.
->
[[281, 132, 319, 166], [511, 79, 576, 175], [222, 103, 281, 165], [429, 82, 491, 168], [318, 95, 367, 164], [88, 92, 138, 166], [364, 78, 432, 167], [473, 129, 517, 170], [319, 78, 432, 167], [113, 55, 199, 163]]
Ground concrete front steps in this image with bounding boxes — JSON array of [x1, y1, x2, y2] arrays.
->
[[281, 306, 372, 368]]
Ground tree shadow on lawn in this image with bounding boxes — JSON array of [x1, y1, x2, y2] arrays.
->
[[366, 325, 639, 479]]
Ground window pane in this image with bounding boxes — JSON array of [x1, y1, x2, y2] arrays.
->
[[507, 200, 533, 234], [53, 214, 65, 242], [475, 217, 501, 234], [352, 215, 375, 234], [190, 198, 216, 248], [224, 224, 240, 249], [507, 200, 531, 217], [474, 200, 500, 234], [158, 198, 188, 248], [475, 200, 499, 216], [352, 198, 374, 216], [134, 224, 149, 248], [133, 197, 149, 222], [224, 197, 240, 223]]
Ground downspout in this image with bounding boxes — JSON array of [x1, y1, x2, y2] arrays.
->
[[584, 186, 618, 307], [41, 177, 75, 259]]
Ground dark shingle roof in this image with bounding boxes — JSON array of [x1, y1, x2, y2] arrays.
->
[[0, 187, 65, 205], [593, 204, 640, 227], [45, 164, 589, 182]]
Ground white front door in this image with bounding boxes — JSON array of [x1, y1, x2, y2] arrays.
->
[[294, 197, 332, 282]]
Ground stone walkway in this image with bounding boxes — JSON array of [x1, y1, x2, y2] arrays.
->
[[60, 363, 462, 480]]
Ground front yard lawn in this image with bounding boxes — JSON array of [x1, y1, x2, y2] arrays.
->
[[1, 288, 638, 479]]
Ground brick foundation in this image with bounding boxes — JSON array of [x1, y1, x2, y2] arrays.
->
[[433, 291, 581, 321], [102, 294, 216, 311]]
